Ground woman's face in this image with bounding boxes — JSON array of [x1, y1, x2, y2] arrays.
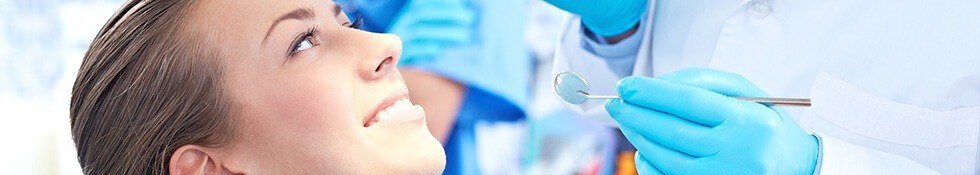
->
[[187, 0, 444, 173]]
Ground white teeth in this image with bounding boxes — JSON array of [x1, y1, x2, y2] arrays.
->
[[393, 98, 413, 109], [376, 110, 390, 122], [376, 98, 416, 123]]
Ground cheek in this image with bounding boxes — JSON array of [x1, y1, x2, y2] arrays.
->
[[272, 67, 359, 138], [234, 65, 370, 167]]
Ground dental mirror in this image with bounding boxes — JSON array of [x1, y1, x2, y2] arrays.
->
[[553, 71, 811, 107]]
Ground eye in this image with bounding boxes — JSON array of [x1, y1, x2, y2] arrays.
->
[[290, 30, 319, 55], [293, 35, 315, 53]]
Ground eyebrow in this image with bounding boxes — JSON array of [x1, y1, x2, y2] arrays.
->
[[262, 5, 344, 44]]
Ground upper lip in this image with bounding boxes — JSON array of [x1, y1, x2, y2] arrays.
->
[[364, 89, 409, 126]]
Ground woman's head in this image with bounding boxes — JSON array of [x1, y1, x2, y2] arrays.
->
[[70, 0, 445, 174]]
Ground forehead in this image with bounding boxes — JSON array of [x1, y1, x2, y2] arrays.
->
[[184, 0, 333, 45], [190, 0, 332, 22]]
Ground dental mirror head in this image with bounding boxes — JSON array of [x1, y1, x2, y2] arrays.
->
[[554, 71, 590, 105]]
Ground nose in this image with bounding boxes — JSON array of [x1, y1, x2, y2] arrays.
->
[[359, 33, 402, 80]]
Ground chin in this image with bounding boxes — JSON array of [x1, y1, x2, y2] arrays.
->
[[394, 152, 445, 174], [408, 133, 447, 174], [361, 124, 445, 174], [423, 142, 447, 174], [364, 107, 446, 174]]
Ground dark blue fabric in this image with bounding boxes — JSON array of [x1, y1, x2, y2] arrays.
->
[[336, 0, 406, 32], [442, 87, 524, 175]]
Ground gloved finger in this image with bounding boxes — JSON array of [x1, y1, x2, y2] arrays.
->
[[606, 99, 723, 157], [657, 68, 794, 123], [406, 0, 469, 9], [412, 8, 475, 26], [391, 23, 468, 41], [656, 68, 768, 98], [615, 76, 740, 127], [620, 127, 695, 172], [390, 2, 474, 35], [402, 3, 475, 26], [404, 27, 472, 45], [403, 41, 443, 54], [400, 42, 443, 63], [635, 152, 665, 175]]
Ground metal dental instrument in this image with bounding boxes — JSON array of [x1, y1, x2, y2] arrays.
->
[[554, 71, 811, 107]]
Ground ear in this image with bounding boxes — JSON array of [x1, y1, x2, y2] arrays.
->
[[169, 145, 234, 175]]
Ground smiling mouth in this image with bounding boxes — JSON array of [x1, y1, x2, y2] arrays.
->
[[364, 96, 424, 127]]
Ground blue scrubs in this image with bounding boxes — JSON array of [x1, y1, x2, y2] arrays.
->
[[339, 0, 531, 174]]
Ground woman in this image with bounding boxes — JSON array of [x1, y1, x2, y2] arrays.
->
[[69, 0, 445, 174]]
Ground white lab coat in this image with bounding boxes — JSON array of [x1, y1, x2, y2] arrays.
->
[[549, 0, 980, 174]]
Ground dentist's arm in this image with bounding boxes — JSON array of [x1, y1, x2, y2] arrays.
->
[[543, 0, 647, 37], [815, 134, 939, 174], [545, 0, 653, 122], [546, 0, 651, 78]]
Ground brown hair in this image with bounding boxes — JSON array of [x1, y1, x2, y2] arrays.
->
[[69, 0, 233, 174]]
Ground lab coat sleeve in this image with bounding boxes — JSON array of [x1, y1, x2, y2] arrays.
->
[[813, 133, 940, 175]]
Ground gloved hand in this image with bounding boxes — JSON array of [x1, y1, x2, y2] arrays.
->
[[542, 0, 647, 36], [389, 0, 475, 64], [605, 68, 819, 175]]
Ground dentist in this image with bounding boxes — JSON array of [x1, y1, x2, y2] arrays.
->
[[542, 0, 980, 174]]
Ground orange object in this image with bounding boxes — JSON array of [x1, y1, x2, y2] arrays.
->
[[615, 151, 637, 175]]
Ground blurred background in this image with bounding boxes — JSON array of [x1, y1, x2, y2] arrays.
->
[[0, 0, 122, 174]]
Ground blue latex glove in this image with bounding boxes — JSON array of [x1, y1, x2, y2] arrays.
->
[[605, 68, 819, 174], [543, 0, 647, 36], [388, 0, 475, 64]]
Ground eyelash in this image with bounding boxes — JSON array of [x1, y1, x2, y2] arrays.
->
[[347, 15, 364, 29], [288, 17, 365, 55], [289, 27, 319, 55]]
